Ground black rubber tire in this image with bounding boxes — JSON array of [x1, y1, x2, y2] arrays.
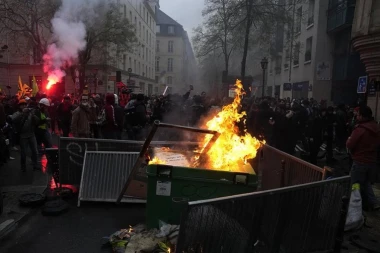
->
[[18, 193, 46, 207], [41, 199, 69, 216]]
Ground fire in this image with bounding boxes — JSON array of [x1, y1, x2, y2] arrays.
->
[[198, 79, 262, 172], [46, 74, 60, 90], [149, 79, 263, 173], [148, 156, 166, 165]]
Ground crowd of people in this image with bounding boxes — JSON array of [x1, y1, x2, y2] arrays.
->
[[0, 87, 378, 210]]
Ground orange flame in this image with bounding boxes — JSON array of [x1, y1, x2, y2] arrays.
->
[[198, 79, 263, 172], [149, 156, 166, 165], [46, 75, 60, 90], [149, 79, 263, 173]]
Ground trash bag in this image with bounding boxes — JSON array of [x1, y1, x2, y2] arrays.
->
[[345, 183, 364, 231]]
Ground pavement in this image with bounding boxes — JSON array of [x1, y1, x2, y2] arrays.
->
[[0, 197, 145, 253], [0, 146, 49, 240]]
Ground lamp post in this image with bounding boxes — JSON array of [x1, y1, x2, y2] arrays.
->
[[260, 57, 268, 98]]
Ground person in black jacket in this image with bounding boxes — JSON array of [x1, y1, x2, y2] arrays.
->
[[113, 94, 124, 140]]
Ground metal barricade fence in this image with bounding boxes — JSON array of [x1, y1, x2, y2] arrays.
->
[[259, 144, 327, 190], [58, 137, 198, 185], [176, 176, 351, 253]]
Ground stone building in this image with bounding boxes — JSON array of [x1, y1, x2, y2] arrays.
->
[[351, 0, 380, 119], [155, 9, 197, 94]]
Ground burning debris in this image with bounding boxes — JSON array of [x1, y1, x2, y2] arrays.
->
[[149, 80, 263, 174]]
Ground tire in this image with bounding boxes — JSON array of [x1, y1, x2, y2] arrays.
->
[[41, 199, 69, 216], [18, 193, 46, 207]]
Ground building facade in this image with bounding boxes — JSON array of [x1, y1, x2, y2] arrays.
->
[[266, 0, 334, 102], [0, 0, 159, 96], [155, 9, 197, 94], [351, 0, 380, 119]]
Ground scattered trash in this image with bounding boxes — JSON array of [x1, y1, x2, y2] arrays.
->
[[103, 222, 179, 253], [345, 183, 364, 231]]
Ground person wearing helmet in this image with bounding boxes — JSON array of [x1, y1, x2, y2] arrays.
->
[[10, 99, 39, 171], [35, 98, 52, 149]]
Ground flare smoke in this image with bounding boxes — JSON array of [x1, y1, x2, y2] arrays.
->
[[43, 0, 106, 89]]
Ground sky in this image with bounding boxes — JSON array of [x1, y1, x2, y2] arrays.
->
[[159, 0, 204, 41]]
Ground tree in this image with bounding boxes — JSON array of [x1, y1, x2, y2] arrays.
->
[[0, 0, 137, 92], [69, 1, 137, 91], [238, 0, 293, 83], [0, 0, 60, 62], [192, 0, 243, 76]]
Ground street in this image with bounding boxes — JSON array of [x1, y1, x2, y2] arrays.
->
[[0, 197, 145, 253]]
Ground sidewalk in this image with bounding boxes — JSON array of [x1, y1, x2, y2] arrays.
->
[[0, 149, 49, 239]]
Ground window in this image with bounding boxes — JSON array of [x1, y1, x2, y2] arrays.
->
[[168, 41, 174, 53], [167, 76, 173, 85], [293, 43, 300, 66], [154, 87, 158, 93], [146, 48, 148, 61], [123, 54, 126, 70], [138, 62, 141, 75], [146, 30, 148, 42], [156, 40, 160, 52], [129, 57, 132, 69], [139, 22, 141, 37], [134, 60, 136, 72], [155, 76, 159, 83], [307, 0, 315, 26], [142, 45, 144, 59], [167, 58, 173, 72], [156, 25, 160, 33], [146, 66, 148, 77], [168, 26, 174, 34], [124, 5, 126, 18], [149, 33, 151, 47], [305, 37, 313, 62], [295, 7, 302, 34], [155, 57, 160, 71], [130, 11, 132, 22]]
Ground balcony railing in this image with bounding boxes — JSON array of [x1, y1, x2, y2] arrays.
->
[[327, 0, 356, 33]]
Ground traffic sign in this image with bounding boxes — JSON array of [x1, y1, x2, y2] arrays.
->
[[357, 76, 367, 94]]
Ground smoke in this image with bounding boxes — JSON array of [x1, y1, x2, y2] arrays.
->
[[43, 0, 107, 88]]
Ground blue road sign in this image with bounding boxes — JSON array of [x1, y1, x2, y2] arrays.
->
[[357, 76, 367, 94]]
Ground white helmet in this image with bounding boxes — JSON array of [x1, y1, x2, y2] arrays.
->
[[39, 98, 50, 107]]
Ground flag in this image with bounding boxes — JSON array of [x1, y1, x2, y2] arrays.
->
[[17, 76, 32, 98], [32, 75, 39, 96]]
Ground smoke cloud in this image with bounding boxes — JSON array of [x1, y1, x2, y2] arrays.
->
[[43, 0, 107, 88]]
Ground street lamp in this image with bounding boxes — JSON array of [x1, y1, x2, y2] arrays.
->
[[260, 57, 268, 98]]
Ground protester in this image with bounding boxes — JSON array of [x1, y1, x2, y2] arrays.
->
[[35, 98, 52, 149], [71, 95, 91, 138], [346, 105, 380, 211], [10, 99, 39, 171]]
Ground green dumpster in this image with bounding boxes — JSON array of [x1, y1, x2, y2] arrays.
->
[[146, 164, 258, 229]]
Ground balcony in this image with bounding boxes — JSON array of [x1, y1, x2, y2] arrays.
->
[[327, 0, 356, 33]]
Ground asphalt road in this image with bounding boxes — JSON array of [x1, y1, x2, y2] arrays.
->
[[0, 197, 145, 253]]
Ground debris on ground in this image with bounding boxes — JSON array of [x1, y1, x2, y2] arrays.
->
[[103, 221, 179, 253]]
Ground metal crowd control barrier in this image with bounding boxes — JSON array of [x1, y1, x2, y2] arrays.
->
[[176, 176, 351, 253], [259, 144, 329, 190], [77, 151, 142, 206], [58, 137, 198, 186]]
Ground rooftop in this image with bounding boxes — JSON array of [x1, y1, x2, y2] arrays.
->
[[156, 8, 182, 27]]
